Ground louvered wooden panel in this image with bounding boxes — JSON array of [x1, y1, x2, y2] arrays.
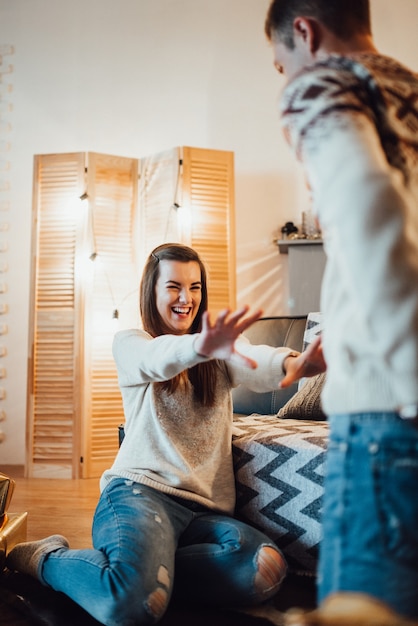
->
[[139, 147, 236, 316], [81, 153, 139, 478], [138, 148, 181, 265], [181, 147, 236, 313], [27, 153, 86, 478]]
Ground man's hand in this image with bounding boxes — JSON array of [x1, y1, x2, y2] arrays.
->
[[194, 306, 263, 369], [280, 335, 326, 388]]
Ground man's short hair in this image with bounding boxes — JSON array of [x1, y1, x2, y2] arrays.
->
[[265, 0, 371, 49]]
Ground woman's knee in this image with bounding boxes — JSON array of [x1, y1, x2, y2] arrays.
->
[[254, 544, 287, 598]]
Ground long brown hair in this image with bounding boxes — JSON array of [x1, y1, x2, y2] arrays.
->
[[140, 243, 220, 406]]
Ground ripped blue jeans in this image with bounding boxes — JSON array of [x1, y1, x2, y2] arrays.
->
[[319, 412, 418, 619], [40, 479, 286, 626]]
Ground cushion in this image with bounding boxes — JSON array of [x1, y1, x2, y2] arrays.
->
[[299, 311, 322, 390], [277, 372, 327, 420], [302, 311, 323, 351]]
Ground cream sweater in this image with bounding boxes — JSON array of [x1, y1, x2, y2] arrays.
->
[[280, 53, 418, 415], [101, 329, 291, 514]]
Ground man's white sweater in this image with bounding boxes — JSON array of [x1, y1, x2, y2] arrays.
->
[[280, 53, 418, 415]]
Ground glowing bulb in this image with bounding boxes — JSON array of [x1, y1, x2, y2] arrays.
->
[[111, 309, 120, 331]]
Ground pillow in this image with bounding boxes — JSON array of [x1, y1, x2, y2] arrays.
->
[[299, 311, 322, 390], [277, 372, 327, 420]]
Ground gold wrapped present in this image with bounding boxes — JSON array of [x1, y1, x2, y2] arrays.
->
[[0, 511, 28, 570], [0, 472, 15, 517]]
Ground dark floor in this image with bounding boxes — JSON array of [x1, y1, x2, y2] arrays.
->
[[0, 568, 316, 626]]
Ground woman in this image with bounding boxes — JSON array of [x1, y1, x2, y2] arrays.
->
[[7, 243, 323, 626]]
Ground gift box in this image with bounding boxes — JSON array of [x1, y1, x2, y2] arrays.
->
[[0, 472, 15, 518], [0, 511, 28, 570], [0, 472, 27, 570]]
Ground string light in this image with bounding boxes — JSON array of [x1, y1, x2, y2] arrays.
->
[[80, 186, 138, 325], [111, 287, 138, 321]]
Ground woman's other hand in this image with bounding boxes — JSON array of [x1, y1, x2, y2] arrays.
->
[[280, 335, 326, 388]]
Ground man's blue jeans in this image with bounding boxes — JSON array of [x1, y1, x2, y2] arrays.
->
[[40, 479, 285, 626], [319, 412, 418, 619]]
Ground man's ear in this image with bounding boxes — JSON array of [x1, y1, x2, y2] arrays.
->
[[293, 17, 320, 53]]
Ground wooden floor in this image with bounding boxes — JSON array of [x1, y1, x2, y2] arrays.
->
[[1, 465, 100, 548]]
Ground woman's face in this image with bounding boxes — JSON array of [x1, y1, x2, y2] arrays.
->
[[155, 259, 202, 334]]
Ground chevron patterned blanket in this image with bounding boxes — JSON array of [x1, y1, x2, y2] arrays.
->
[[232, 413, 328, 574]]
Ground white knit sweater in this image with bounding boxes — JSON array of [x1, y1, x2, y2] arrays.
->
[[280, 53, 418, 415], [101, 328, 291, 514]]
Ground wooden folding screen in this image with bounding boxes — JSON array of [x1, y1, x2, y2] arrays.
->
[[27, 147, 235, 479]]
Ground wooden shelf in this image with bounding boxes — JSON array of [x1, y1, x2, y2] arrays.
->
[[276, 238, 323, 254]]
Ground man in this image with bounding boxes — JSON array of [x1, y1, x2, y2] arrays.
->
[[265, 0, 418, 623]]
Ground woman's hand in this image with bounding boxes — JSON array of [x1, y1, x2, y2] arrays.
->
[[194, 306, 263, 369], [280, 335, 326, 388]]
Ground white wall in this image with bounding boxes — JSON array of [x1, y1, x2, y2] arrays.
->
[[0, 0, 417, 465]]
